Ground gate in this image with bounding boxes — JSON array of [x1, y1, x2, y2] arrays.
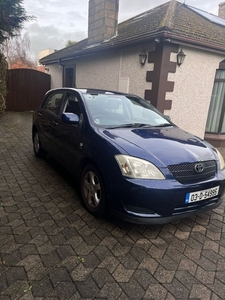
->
[[6, 68, 50, 111]]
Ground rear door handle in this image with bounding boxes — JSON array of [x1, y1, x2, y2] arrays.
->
[[53, 120, 58, 126], [38, 112, 42, 117]]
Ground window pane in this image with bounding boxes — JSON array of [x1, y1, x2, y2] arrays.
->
[[220, 111, 225, 133], [42, 92, 64, 115], [216, 70, 225, 79], [206, 71, 225, 133]]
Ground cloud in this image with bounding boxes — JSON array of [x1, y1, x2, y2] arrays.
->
[[22, 0, 222, 61], [26, 22, 86, 61]]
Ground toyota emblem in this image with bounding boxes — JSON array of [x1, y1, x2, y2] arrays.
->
[[194, 163, 204, 173]]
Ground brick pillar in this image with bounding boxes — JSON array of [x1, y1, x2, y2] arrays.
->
[[88, 0, 119, 45], [219, 2, 225, 19]]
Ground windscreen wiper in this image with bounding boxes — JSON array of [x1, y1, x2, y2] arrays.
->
[[107, 123, 153, 129], [153, 123, 173, 128]]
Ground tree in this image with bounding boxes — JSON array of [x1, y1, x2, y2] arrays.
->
[[2, 32, 35, 68], [0, 53, 7, 117], [0, 0, 33, 117], [0, 0, 33, 43], [66, 40, 77, 47]]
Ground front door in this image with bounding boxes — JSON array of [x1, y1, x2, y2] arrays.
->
[[64, 66, 76, 88], [54, 91, 82, 172]]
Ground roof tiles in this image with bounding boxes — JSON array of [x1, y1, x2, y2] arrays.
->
[[40, 1, 225, 64]]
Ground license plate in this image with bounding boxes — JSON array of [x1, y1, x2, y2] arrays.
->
[[185, 186, 220, 204]]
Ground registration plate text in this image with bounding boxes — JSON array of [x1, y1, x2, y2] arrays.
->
[[185, 186, 219, 204]]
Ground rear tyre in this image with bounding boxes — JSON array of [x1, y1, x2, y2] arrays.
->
[[80, 164, 106, 217], [33, 130, 47, 158]]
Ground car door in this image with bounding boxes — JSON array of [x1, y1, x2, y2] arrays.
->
[[38, 90, 65, 156], [51, 91, 84, 173]]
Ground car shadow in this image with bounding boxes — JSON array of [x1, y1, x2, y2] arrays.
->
[[37, 154, 212, 231]]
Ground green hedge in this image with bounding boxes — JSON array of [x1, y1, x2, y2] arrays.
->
[[0, 53, 7, 117]]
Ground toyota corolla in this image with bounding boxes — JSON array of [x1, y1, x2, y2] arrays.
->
[[32, 88, 225, 224]]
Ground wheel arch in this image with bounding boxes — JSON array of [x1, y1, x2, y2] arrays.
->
[[78, 157, 101, 182]]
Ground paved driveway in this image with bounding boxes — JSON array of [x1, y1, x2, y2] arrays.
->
[[1, 112, 225, 300]]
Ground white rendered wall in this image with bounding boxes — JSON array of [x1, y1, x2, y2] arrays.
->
[[48, 64, 63, 89], [46, 45, 223, 139], [76, 44, 153, 98], [165, 47, 224, 139]]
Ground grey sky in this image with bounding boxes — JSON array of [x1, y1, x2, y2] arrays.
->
[[22, 0, 222, 61]]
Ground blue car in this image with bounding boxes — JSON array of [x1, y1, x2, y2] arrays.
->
[[32, 88, 225, 224]]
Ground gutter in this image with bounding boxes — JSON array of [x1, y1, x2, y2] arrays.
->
[[40, 31, 225, 65]]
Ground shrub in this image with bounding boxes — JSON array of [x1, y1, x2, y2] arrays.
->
[[0, 53, 7, 117]]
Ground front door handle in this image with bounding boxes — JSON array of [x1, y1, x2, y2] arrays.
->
[[53, 120, 58, 126]]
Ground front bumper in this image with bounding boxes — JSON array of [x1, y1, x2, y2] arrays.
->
[[108, 174, 225, 225]]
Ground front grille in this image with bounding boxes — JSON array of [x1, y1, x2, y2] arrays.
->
[[168, 160, 216, 184]]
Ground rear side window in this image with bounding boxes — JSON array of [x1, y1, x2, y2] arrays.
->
[[42, 92, 64, 115]]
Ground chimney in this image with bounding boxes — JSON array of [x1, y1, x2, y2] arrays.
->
[[88, 0, 119, 45], [219, 2, 225, 19]]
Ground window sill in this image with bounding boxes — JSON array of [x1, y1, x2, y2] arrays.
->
[[204, 133, 225, 147]]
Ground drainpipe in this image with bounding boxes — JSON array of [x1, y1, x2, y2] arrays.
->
[[58, 59, 64, 87]]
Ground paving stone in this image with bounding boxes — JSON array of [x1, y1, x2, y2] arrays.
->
[[56, 245, 75, 260], [91, 268, 114, 288], [49, 282, 79, 300], [175, 270, 200, 289], [1, 112, 225, 299], [154, 266, 175, 283], [130, 246, 149, 262], [58, 256, 80, 272], [215, 270, 225, 284], [48, 267, 72, 287], [31, 277, 54, 297], [75, 276, 99, 298], [37, 241, 57, 255], [163, 278, 190, 299], [19, 244, 39, 259], [97, 282, 122, 299], [93, 245, 113, 261], [189, 284, 212, 300], [41, 251, 61, 267], [202, 249, 223, 264], [70, 263, 93, 281], [119, 278, 145, 300], [117, 252, 139, 269], [1, 249, 22, 266], [144, 283, 168, 300], [0, 273, 8, 293], [5, 266, 27, 285], [98, 255, 120, 273], [2, 280, 30, 299], [17, 255, 42, 272], [133, 269, 158, 289], [203, 240, 219, 252], [138, 256, 159, 275], [157, 254, 178, 270], [194, 256, 217, 271]]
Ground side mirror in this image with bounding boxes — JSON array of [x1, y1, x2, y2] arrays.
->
[[62, 113, 79, 124]]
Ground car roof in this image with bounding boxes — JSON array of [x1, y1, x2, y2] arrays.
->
[[46, 87, 128, 96]]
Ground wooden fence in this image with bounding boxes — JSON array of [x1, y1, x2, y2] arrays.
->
[[6, 68, 50, 111]]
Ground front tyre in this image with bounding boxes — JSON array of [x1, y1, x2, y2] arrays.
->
[[80, 164, 106, 217], [33, 130, 47, 158]]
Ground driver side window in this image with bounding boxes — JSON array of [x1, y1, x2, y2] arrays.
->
[[42, 92, 64, 115]]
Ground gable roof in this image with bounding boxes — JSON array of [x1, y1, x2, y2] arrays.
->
[[40, 0, 225, 65]]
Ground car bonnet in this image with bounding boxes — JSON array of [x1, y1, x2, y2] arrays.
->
[[98, 126, 217, 167]]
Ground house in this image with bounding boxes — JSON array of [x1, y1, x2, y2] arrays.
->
[[40, 0, 225, 146]]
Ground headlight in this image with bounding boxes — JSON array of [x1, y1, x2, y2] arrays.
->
[[115, 155, 165, 179], [216, 149, 225, 170]]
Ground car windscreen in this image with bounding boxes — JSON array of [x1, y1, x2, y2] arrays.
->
[[83, 93, 172, 128]]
